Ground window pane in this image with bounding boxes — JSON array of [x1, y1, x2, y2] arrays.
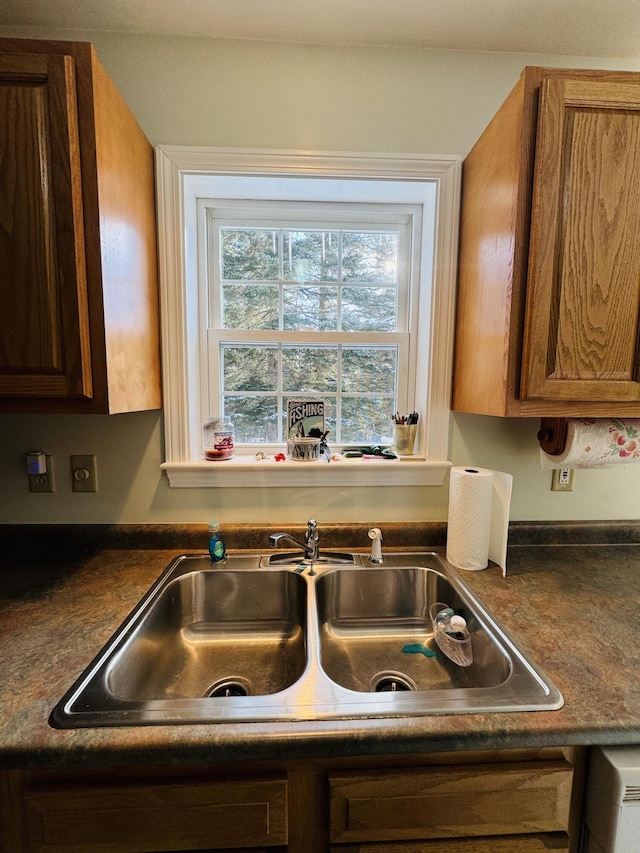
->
[[341, 397, 395, 444], [342, 232, 398, 283], [323, 398, 337, 441], [224, 396, 278, 442], [342, 347, 397, 394], [283, 230, 339, 282], [283, 286, 338, 331], [212, 218, 412, 448], [282, 347, 338, 393], [223, 284, 279, 330], [222, 229, 279, 280], [342, 286, 397, 331], [222, 345, 279, 392]]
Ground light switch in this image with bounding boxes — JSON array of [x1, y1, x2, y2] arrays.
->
[[71, 455, 98, 492]]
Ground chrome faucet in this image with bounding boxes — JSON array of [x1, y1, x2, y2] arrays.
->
[[269, 518, 320, 561]]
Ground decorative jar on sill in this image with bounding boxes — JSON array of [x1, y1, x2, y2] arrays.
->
[[203, 418, 235, 461], [287, 436, 321, 461]]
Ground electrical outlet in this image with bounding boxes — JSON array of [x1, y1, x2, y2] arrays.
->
[[29, 455, 55, 492], [551, 468, 574, 492], [71, 454, 98, 492]]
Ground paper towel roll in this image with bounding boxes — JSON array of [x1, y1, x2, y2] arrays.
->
[[446, 467, 513, 576], [540, 419, 640, 468]]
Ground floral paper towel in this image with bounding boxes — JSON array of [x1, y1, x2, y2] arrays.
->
[[540, 419, 640, 468]]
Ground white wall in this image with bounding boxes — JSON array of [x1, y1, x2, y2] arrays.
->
[[1, 27, 639, 524]]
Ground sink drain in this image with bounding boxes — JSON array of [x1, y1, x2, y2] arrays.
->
[[204, 677, 252, 698], [370, 671, 418, 693]]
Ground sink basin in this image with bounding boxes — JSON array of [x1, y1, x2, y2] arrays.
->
[[50, 552, 563, 728], [316, 567, 510, 692], [109, 570, 307, 700]]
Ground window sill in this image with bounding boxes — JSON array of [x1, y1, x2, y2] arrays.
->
[[162, 457, 452, 488]]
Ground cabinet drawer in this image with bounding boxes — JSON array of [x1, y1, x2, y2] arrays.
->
[[330, 833, 569, 852], [329, 760, 573, 843], [24, 776, 287, 852]]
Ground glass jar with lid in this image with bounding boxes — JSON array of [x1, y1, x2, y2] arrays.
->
[[203, 417, 234, 461]]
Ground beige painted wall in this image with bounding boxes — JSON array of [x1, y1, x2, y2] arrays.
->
[[1, 27, 639, 525]]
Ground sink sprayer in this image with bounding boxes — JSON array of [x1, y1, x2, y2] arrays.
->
[[368, 527, 384, 564]]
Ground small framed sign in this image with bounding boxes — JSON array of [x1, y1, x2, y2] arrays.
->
[[287, 400, 325, 438]]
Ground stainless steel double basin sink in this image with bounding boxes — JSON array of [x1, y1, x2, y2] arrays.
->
[[50, 552, 563, 728]]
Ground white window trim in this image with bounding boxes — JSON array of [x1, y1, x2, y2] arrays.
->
[[155, 146, 461, 488]]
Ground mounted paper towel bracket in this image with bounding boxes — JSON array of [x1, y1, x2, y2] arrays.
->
[[537, 418, 568, 455]]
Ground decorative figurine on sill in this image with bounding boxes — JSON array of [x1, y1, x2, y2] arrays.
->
[[309, 428, 331, 462]]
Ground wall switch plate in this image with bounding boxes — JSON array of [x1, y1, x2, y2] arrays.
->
[[29, 455, 55, 492], [551, 468, 574, 491], [71, 454, 98, 492]]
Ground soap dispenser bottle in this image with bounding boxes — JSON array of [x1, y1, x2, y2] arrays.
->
[[208, 520, 227, 566]]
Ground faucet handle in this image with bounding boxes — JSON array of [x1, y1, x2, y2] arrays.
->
[[305, 519, 318, 545], [304, 518, 320, 561]]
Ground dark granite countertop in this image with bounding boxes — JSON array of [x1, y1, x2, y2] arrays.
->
[[1, 527, 639, 771]]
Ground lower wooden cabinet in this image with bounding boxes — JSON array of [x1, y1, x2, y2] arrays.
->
[[329, 836, 570, 852], [0, 747, 585, 853], [23, 775, 287, 853], [329, 758, 573, 851]]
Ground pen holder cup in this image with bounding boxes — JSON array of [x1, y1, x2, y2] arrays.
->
[[393, 423, 417, 456]]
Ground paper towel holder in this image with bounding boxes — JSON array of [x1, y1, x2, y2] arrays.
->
[[537, 418, 568, 455]]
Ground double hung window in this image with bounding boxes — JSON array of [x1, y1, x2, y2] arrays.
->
[[155, 148, 460, 487], [207, 203, 418, 446]]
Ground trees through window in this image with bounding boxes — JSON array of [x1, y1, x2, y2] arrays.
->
[[207, 207, 416, 445]]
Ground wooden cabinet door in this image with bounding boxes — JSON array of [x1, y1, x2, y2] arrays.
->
[[329, 759, 573, 844], [522, 77, 640, 403], [23, 775, 288, 852], [0, 51, 92, 399], [330, 835, 569, 851]]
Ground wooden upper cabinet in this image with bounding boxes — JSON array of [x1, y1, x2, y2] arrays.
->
[[523, 78, 640, 404], [0, 53, 91, 401], [0, 38, 161, 414], [453, 66, 640, 417]]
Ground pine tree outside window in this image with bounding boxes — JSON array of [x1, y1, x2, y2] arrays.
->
[[206, 205, 415, 446]]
